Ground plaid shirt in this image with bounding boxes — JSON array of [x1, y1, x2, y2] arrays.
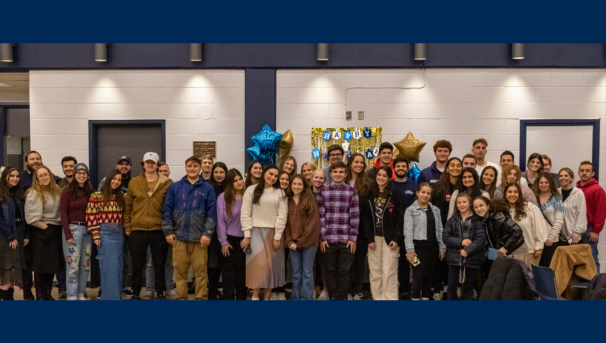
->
[[317, 182, 360, 243]]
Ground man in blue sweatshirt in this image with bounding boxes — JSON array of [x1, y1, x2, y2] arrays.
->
[[418, 140, 452, 186], [390, 157, 418, 299]]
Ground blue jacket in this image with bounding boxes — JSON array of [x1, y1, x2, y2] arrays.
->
[[0, 195, 27, 242], [417, 161, 442, 185], [443, 212, 486, 268], [404, 201, 446, 253], [162, 176, 217, 243]]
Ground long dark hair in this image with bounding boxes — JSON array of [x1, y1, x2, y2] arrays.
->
[[345, 152, 371, 197], [101, 169, 125, 209], [503, 182, 527, 221], [457, 167, 484, 199], [252, 165, 280, 205], [245, 161, 262, 188], [286, 174, 316, 216], [209, 162, 228, 194], [526, 152, 545, 173], [223, 169, 244, 219], [479, 166, 499, 199], [0, 166, 25, 203], [67, 170, 94, 200], [433, 157, 462, 199], [371, 166, 393, 198]]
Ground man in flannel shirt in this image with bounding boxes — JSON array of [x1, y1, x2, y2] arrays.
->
[[317, 161, 360, 300]]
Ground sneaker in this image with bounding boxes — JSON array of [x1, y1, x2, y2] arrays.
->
[[269, 292, 278, 300], [58, 289, 67, 299], [166, 289, 178, 299], [77, 296, 88, 301], [317, 290, 329, 300], [346, 293, 353, 300], [157, 292, 166, 300], [353, 293, 363, 300], [277, 292, 286, 300], [130, 295, 141, 300], [122, 289, 133, 296], [145, 290, 155, 300], [67, 296, 78, 301], [433, 292, 442, 301], [251, 297, 259, 300]]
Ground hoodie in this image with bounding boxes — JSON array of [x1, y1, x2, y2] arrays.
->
[[418, 161, 442, 185], [576, 179, 606, 235], [367, 159, 396, 182], [162, 175, 217, 243], [123, 173, 172, 232]]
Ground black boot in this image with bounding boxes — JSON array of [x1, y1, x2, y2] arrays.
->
[[22, 288, 35, 300], [0, 289, 7, 300], [6, 288, 14, 300]]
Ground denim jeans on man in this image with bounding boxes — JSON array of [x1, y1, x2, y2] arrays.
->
[[146, 245, 174, 292], [62, 224, 92, 299], [581, 225, 600, 272], [290, 246, 317, 300], [97, 223, 124, 300]]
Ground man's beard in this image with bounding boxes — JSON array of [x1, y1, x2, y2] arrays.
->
[[395, 171, 407, 178], [26, 163, 37, 173], [121, 170, 131, 178]]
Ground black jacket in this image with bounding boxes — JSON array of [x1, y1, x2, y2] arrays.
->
[[443, 213, 486, 268], [583, 274, 606, 300], [480, 256, 536, 300], [482, 211, 525, 254], [359, 189, 404, 247]]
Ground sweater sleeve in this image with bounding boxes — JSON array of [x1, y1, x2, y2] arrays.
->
[[529, 204, 548, 251], [572, 192, 588, 238], [59, 190, 73, 241], [25, 191, 43, 226], [240, 187, 254, 238], [273, 190, 288, 240], [298, 204, 321, 249], [547, 197, 564, 242], [349, 188, 360, 242], [592, 186, 606, 235], [85, 193, 101, 240], [216, 194, 229, 246]]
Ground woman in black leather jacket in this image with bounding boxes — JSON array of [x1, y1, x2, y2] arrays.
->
[[473, 196, 524, 293]]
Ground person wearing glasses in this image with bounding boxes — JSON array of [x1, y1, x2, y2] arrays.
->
[[323, 145, 345, 185]]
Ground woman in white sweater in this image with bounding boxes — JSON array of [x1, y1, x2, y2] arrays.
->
[[241, 165, 288, 300], [25, 165, 63, 300], [558, 167, 587, 244], [503, 183, 548, 267]]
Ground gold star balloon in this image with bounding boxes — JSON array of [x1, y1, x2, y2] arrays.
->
[[394, 132, 426, 162], [279, 129, 294, 159]]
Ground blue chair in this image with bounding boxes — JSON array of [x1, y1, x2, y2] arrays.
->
[[531, 264, 565, 300]]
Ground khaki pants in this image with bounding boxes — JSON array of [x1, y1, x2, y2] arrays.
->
[[367, 237, 400, 300], [173, 240, 208, 300]]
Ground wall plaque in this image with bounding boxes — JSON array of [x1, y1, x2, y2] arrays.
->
[[193, 141, 216, 158]]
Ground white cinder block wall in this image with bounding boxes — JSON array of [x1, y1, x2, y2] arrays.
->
[[276, 68, 606, 271], [29, 70, 245, 181]]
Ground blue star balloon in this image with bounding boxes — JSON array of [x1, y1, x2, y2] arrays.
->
[[251, 125, 283, 154], [408, 163, 421, 182], [247, 142, 276, 166]]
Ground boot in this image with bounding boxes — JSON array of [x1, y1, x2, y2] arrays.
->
[[6, 288, 14, 300], [22, 288, 35, 300], [0, 289, 7, 300]]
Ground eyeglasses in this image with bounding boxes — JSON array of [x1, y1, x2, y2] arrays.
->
[[329, 153, 343, 158], [37, 173, 50, 178]]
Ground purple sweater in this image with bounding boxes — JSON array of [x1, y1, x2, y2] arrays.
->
[[216, 193, 243, 246]]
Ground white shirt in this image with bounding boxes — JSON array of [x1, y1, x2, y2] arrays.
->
[[476, 161, 502, 187]]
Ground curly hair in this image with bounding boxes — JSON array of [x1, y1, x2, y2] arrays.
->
[[503, 183, 527, 221], [531, 172, 560, 197], [345, 153, 372, 197]]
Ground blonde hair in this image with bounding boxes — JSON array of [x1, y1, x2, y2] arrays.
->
[[26, 165, 61, 203], [300, 162, 316, 174], [501, 164, 522, 187]]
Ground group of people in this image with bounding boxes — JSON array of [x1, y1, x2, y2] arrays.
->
[[0, 136, 604, 301]]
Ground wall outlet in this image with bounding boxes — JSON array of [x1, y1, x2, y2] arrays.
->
[[358, 111, 364, 120], [346, 111, 352, 120]]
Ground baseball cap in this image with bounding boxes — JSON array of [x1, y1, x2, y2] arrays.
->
[[117, 156, 132, 164], [143, 152, 160, 163]]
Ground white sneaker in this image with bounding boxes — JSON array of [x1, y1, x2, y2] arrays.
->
[[67, 296, 78, 301], [433, 293, 442, 301], [277, 292, 286, 300], [353, 293, 363, 300], [251, 297, 259, 301], [317, 290, 329, 300], [269, 292, 278, 300], [145, 291, 155, 300], [166, 289, 177, 299], [77, 296, 88, 301]]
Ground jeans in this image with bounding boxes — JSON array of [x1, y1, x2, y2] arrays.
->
[[323, 243, 355, 300], [130, 230, 168, 295], [146, 245, 174, 292], [581, 225, 600, 272], [290, 246, 317, 300], [62, 224, 92, 299], [97, 223, 124, 300], [447, 266, 477, 300], [220, 235, 247, 300]]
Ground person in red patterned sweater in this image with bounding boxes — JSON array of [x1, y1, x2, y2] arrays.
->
[[86, 169, 124, 300]]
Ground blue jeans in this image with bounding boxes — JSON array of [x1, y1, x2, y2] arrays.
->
[[290, 246, 317, 300], [62, 224, 92, 299], [146, 245, 174, 291], [97, 223, 124, 300], [581, 225, 600, 272]]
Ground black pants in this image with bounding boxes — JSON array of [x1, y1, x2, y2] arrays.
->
[[398, 252, 411, 296], [539, 242, 559, 267], [22, 243, 33, 290], [447, 266, 477, 300], [220, 235, 247, 300], [323, 243, 355, 300], [411, 240, 438, 299], [34, 272, 54, 299], [350, 240, 368, 295], [129, 230, 168, 294]]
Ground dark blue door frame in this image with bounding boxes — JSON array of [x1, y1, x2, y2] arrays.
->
[[519, 119, 601, 181], [88, 120, 166, 187]]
